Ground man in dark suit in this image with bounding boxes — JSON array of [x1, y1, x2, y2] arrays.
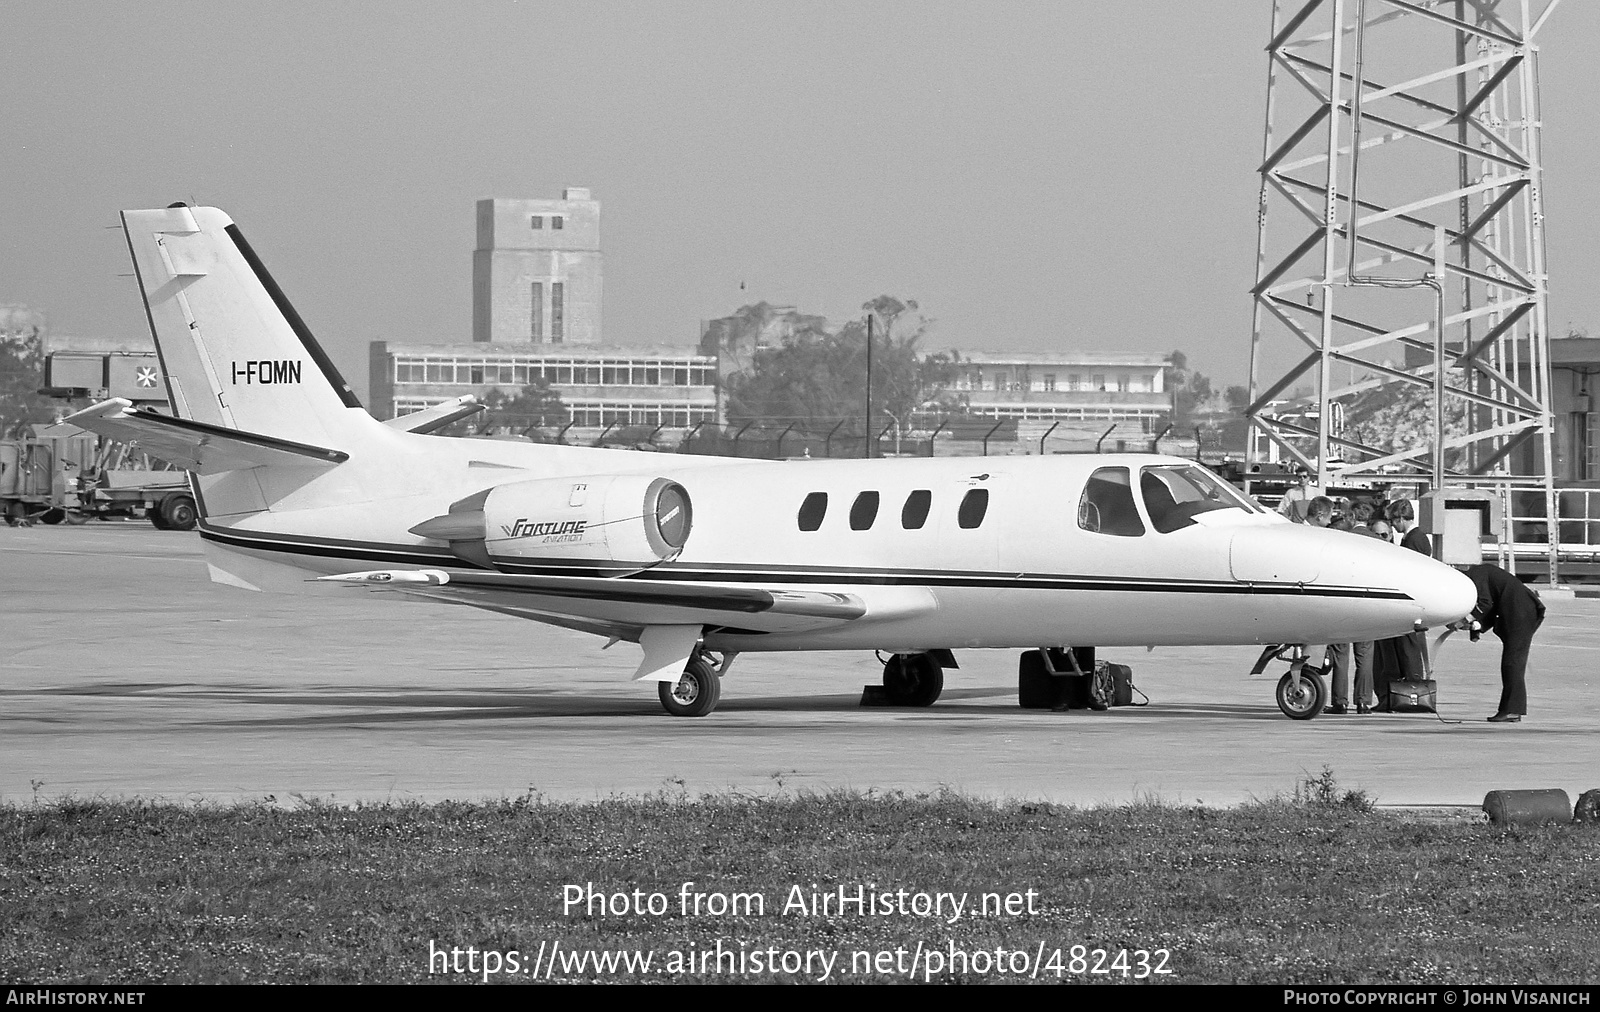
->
[[1379, 501, 1432, 701], [1457, 563, 1546, 723]]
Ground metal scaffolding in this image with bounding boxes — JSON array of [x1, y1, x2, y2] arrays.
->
[[1246, 0, 1561, 579]]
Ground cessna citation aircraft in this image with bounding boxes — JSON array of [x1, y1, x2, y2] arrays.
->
[[67, 204, 1478, 718]]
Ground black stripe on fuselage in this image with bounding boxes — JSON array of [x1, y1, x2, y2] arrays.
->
[[198, 523, 1414, 602]]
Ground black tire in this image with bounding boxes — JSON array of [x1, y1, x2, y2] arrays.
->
[[1276, 667, 1327, 720], [160, 495, 197, 531], [882, 652, 944, 707], [659, 657, 721, 717], [149, 508, 171, 530], [39, 508, 65, 525]]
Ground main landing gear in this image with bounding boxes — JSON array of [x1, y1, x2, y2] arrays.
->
[[1252, 645, 1327, 720], [880, 651, 945, 707], [658, 650, 737, 718]]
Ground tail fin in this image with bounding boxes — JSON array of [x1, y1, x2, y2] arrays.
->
[[122, 204, 367, 448]]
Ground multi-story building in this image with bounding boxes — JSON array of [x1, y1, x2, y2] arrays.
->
[[945, 350, 1171, 430], [370, 341, 718, 431], [473, 190, 602, 345], [372, 188, 717, 437]]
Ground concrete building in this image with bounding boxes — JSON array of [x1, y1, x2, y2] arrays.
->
[[370, 341, 717, 432], [945, 350, 1170, 430], [472, 189, 602, 345]]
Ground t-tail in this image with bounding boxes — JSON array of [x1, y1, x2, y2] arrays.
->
[[124, 204, 367, 442], [68, 204, 395, 521]]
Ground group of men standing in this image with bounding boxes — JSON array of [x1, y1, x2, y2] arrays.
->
[[1299, 495, 1544, 723]]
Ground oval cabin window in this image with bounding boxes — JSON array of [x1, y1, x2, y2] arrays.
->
[[901, 489, 932, 529], [850, 491, 880, 530], [797, 492, 828, 532], [957, 488, 989, 529]]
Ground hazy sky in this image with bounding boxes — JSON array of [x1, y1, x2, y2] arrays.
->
[[3, 1, 1596, 402]]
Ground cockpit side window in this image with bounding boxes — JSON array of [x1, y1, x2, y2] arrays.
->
[[1079, 467, 1145, 537], [1139, 464, 1257, 533]]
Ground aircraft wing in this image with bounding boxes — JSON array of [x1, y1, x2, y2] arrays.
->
[[314, 567, 932, 679], [63, 399, 348, 474], [317, 567, 870, 628]]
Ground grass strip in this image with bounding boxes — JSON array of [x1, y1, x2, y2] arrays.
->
[[3, 777, 1598, 984]]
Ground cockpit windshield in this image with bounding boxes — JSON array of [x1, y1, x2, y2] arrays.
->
[[1139, 464, 1260, 533]]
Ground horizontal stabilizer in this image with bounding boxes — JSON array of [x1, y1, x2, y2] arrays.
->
[[64, 399, 349, 474], [381, 396, 484, 435]]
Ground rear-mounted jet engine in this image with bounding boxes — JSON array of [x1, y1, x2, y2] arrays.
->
[[409, 475, 692, 571]]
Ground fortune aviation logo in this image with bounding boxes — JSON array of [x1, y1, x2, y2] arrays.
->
[[135, 367, 159, 388]]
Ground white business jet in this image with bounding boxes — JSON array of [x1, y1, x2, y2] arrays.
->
[[66, 205, 1476, 718]]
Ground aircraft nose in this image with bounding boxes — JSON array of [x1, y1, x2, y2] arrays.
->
[[1397, 553, 1478, 628]]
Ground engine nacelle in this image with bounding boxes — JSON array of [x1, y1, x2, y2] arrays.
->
[[432, 474, 692, 568]]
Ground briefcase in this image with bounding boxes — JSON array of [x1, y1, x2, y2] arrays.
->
[[1386, 679, 1437, 713]]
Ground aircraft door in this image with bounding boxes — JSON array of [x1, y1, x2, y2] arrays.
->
[[938, 472, 1003, 573]]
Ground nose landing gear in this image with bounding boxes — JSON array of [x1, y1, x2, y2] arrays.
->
[[1253, 644, 1328, 720]]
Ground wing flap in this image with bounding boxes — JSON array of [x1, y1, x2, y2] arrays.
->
[[64, 399, 349, 474], [314, 568, 879, 633]]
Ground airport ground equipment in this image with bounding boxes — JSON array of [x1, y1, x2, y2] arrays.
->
[[0, 426, 194, 529], [1246, 0, 1560, 583]]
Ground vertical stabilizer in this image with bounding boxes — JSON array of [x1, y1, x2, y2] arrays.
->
[[122, 205, 367, 449]]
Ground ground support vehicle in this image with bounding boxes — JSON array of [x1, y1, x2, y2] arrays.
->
[[1, 427, 195, 529]]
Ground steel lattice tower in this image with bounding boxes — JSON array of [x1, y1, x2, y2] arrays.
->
[[1246, 0, 1560, 577]]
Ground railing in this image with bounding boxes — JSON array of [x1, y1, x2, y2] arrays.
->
[[1508, 488, 1600, 569]]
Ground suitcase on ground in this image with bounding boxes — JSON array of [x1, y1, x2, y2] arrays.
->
[[1103, 662, 1133, 706], [1386, 678, 1437, 713]]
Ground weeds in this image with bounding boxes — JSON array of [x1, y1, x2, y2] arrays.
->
[[2, 784, 1594, 984], [1290, 764, 1378, 813]]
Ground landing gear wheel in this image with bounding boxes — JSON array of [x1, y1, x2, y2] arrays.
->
[[882, 652, 944, 707], [659, 657, 721, 717], [1276, 667, 1327, 720], [160, 495, 197, 532]]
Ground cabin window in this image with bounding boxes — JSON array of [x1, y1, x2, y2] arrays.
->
[[1079, 467, 1145, 536], [957, 488, 989, 529], [850, 491, 880, 530], [797, 492, 828, 531], [901, 489, 932, 529]]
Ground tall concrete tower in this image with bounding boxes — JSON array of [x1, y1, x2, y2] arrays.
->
[[472, 189, 602, 345]]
